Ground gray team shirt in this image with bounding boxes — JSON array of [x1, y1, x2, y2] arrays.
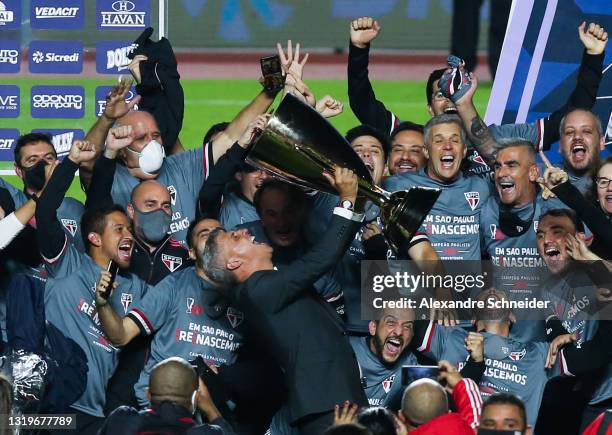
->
[[219, 191, 259, 230], [416, 322, 567, 428], [43, 241, 148, 417], [384, 169, 491, 260], [111, 145, 212, 246], [350, 336, 418, 407], [127, 267, 245, 406], [0, 177, 85, 252]]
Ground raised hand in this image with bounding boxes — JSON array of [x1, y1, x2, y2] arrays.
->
[[102, 77, 141, 121], [333, 401, 358, 426], [323, 166, 358, 204], [545, 333, 576, 368], [95, 269, 118, 308], [105, 125, 135, 159], [578, 22, 608, 55], [464, 332, 484, 362], [128, 54, 148, 84], [350, 17, 381, 49], [237, 114, 270, 148], [277, 39, 309, 81], [565, 233, 600, 262], [438, 360, 463, 394], [315, 95, 344, 118], [537, 150, 567, 198], [68, 140, 97, 165], [285, 71, 316, 107]]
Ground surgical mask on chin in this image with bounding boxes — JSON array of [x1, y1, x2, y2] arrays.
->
[[128, 140, 165, 174], [22, 160, 48, 192], [134, 206, 171, 244]]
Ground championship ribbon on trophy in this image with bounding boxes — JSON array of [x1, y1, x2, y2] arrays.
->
[[246, 94, 440, 252]]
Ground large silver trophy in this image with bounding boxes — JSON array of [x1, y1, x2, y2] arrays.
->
[[246, 94, 441, 252]]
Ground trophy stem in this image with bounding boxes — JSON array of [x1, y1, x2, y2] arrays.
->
[[357, 181, 390, 205]]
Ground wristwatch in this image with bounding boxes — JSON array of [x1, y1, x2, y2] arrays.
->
[[340, 199, 354, 210]]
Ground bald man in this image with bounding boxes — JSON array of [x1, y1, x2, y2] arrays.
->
[[99, 357, 234, 435], [399, 367, 480, 434]]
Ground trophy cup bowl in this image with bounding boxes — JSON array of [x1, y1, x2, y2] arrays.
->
[[246, 94, 440, 252]]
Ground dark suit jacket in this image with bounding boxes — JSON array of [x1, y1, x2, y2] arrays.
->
[[229, 213, 368, 422]]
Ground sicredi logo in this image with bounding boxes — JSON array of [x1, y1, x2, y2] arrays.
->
[[32, 128, 85, 158], [31, 0, 84, 29], [0, 128, 19, 162], [29, 40, 83, 74], [31, 85, 84, 118], [96, 41, 137, 74], [97, 0, 149, 29], [0, 40, 19, 73], [0, 1, 19, 29], [0, 85, 19, 118], [95, 85, 137, 117]]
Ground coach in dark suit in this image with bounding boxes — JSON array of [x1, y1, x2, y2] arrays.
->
[[201, 167, 368, 435]]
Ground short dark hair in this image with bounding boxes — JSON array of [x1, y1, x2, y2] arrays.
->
[[81, 204, 126, 250], [390, 121, 424, 142], [346, 125, 391, 159], [357, 407, 396, 435], [426, 68, 446, 106], [14, 132, 55, 165], [482, 393, 528, 428], [203, 122, 230, 145], [201, 228, 239, 287], [253, 179, 308, 216], [539, 208, 584, 233], [324, 423, 372, 435], [186, 218, 203, 250]]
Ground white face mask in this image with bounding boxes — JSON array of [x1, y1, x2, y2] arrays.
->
[[127, 139, 165, 174]]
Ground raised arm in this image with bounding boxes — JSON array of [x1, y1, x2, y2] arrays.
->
[[253, 167, 361, 313], [348, 17, 399, 134], [36, 141, 95, 260], [94, 269, 141, 346]]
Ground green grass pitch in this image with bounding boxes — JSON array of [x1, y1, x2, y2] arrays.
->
[[0, 77, 491, 201]]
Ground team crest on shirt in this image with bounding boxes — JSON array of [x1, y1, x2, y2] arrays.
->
[[61, 218, 78, 236], [162, 254, 182, 272], [509, 348, 526, 361], [226, 307, 244, 328], [120, 293, 133, 314], [382, 374, 396, 394], [464, 192, 480, 211], [167, 185, 177, 206], [471, 153, 488, 167]]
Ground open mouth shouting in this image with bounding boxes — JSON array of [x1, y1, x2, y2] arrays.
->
[[544, 245, 561, 262], [384, 336, 404, 359], [443, 106, 458, 115], [396, 160, 417, 173], [570, 142, 587, 162], [498, 178, 515, 196], [117, 238, 134, 263], [440, 154, 455, 170], [363, 161, 375, 177]]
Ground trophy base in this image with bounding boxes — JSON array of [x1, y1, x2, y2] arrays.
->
[[382, 187, 441, 254]]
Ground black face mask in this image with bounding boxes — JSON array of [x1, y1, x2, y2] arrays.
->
[[477, 429, 524, 435], [22, 160, 48, 192], [499, 202, 536, 237]]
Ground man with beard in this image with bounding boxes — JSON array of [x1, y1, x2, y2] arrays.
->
[[536, 208, 612, 431], [384, 114, 491, 261], [199, 167, 368, 435], [35, 140, 149, 434], [312, 125, 439, 333], [350, 307, 418, 408], [386, 122, 428, 175], [348, 19, 606, 177]]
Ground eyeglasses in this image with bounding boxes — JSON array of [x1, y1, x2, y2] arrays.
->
[[596, 177, 612, 188]]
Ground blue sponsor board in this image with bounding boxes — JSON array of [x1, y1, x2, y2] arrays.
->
[[0, 0, 20, 30], [32, 128, 85, 159], [0, 128, 19, 162], [0, 40, 20, 74], [29, 40, 83, 74], [96, 0, 150, 30], [0, 85, 19, 118], [31, 85, 84, 119], [95, 85, 137, 117], [96, 40, 136, 74], [30, 0, 84, 29]]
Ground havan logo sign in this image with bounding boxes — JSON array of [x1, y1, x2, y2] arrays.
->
[[97, 0, 149, 30]]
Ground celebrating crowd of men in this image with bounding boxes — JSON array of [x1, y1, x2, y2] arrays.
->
[[0, 15, 610, 435]]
